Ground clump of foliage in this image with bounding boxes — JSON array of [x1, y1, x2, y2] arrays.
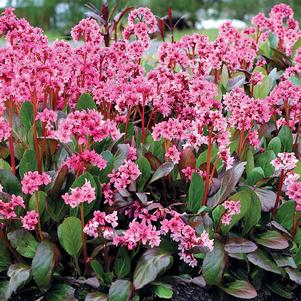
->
[[1, 3, 301, 301]]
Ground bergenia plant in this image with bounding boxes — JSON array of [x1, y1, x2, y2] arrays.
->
[[1, 3, 301, 301]]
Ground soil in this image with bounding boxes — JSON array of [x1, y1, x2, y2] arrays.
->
[[9, 284, 301, 301]]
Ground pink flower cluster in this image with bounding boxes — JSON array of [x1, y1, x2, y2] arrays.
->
[[36, 108, 57, 131], [271, 152, 298, 174], [62, 179, 96, 208], [286, 182, 301, 211], [0, 194, 24, 220], [21, 171, 52, 195], [21, 210, 38, 231], [65, 150, 107, 174], [221, 199, 241, 225], [108, 160, 141, 190], [165, 145, 180, 164], [83, 210, 118, 238], [54, 109, 120, 145], [160, 213, 214, 267]]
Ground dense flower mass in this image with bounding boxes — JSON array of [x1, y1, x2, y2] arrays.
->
[[1, 4, 301, 299]]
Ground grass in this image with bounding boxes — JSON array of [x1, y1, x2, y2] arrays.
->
[[173, 28, 219, 41], [0, 28, 219, 43]]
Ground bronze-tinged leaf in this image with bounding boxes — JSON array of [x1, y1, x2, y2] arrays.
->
[[144, 152, 162, 171], [178, 148, 196, 176], [225, 237, 257, 254]]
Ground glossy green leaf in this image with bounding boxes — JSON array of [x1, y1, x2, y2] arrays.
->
[[5, 263, 31, 300], [58, 217, 82, 256], [32, 240, 59, 288], [153, 283, 173, 299], [136, 156, 151, 191], [114, 247, 131, 279], [108, 280, 132, 301], [247, 250, 281, 274], [76, 93, 97, 111], [278, 126, 293, 152], [19, 101, 34, 131], [187, 172, 204, 213], [19, 149, 38, 178], [220, 280, 257, 299], [267, 137, 281, 155], [149, 162, 174, 184], [254, 231, 289, 250], [7, 229, 39, 258], [255, 150, 275, 177], [0, 169, 21, 195], [0, 242, 11, 272], [133, 248, 172, 289], [46, 284, 75, 301], [203, 241, 225, 285]]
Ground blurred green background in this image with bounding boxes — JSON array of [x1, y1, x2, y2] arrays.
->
[[1, 0, 301, 40]]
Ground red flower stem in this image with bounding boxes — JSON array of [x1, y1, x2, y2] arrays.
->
[[8, 97, 16, 175], [35, 192, 43, 240], [33, 92, 42, 173], [292, 209, 298, 236], [141, 96, 146, 144], [202, 129, 212, 206], [272, 170, 285, 216], [238, 123, 245, 157], [80, 203, 88, 271], [214, 69, 219, 84]]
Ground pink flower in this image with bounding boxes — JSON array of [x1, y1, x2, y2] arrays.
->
[[221, 199, 241, 225], [21, 210, 38, 231], [65, 150, 107, 174], [250, 72, 264, 86], [165, 145, 180, 164], [286, 181, 301, 210], [62, 179, 96, 208], [109, 160, 141, 190], [21, 171, 51, 195], [271, 152, 298, 174], [105, 211, 118, 228]]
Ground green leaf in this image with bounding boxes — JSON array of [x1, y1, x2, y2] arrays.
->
[[86, 292, 107, 301], [76, 93, 97, 111], [246, 167, 264, 186], [108, 280, 132, 301], [275, 201, 297, 230], [196, 144, 218, 168], [114, 247, 131, 279], [255, 150, 275, 177], [220, 280, 257, 299], [0, 158, 11, 171], [58, 217, 82, 257], [253, 76, 270, 99], [221, 190, 251, 234], [149, 162, 174, 184], [46, 284, 75, 301], [247, 250, 281, 274], [153, 283, 173, 299], [285, 267, 301, 285], [19, 149, 38, 178], [245, 149, 254, 177], [227, 74, 245, 90], [208, 162, 246, 207], [28, 191, 47, 217], [19, 101, 34, 131], [266, 282, 294, 299], [0, 169, 21, 195], [267, 137, 281, 155], [203, 241, 225, 285], [187, 172, 204, 213], [5, 263, 31, 300], [278, 126, 293, 152], [136, 156, 151, 191], [7, 229, 39, 258], [224, 238, 257, 254], [254, 231, 289, 250], [133, 248, 172, 289], [241, 187, 261, 235], [91, 260, 105, 284], [0, 242, 11, 272], [292, 37, 301, 59], [32, 240, 59, 288]]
